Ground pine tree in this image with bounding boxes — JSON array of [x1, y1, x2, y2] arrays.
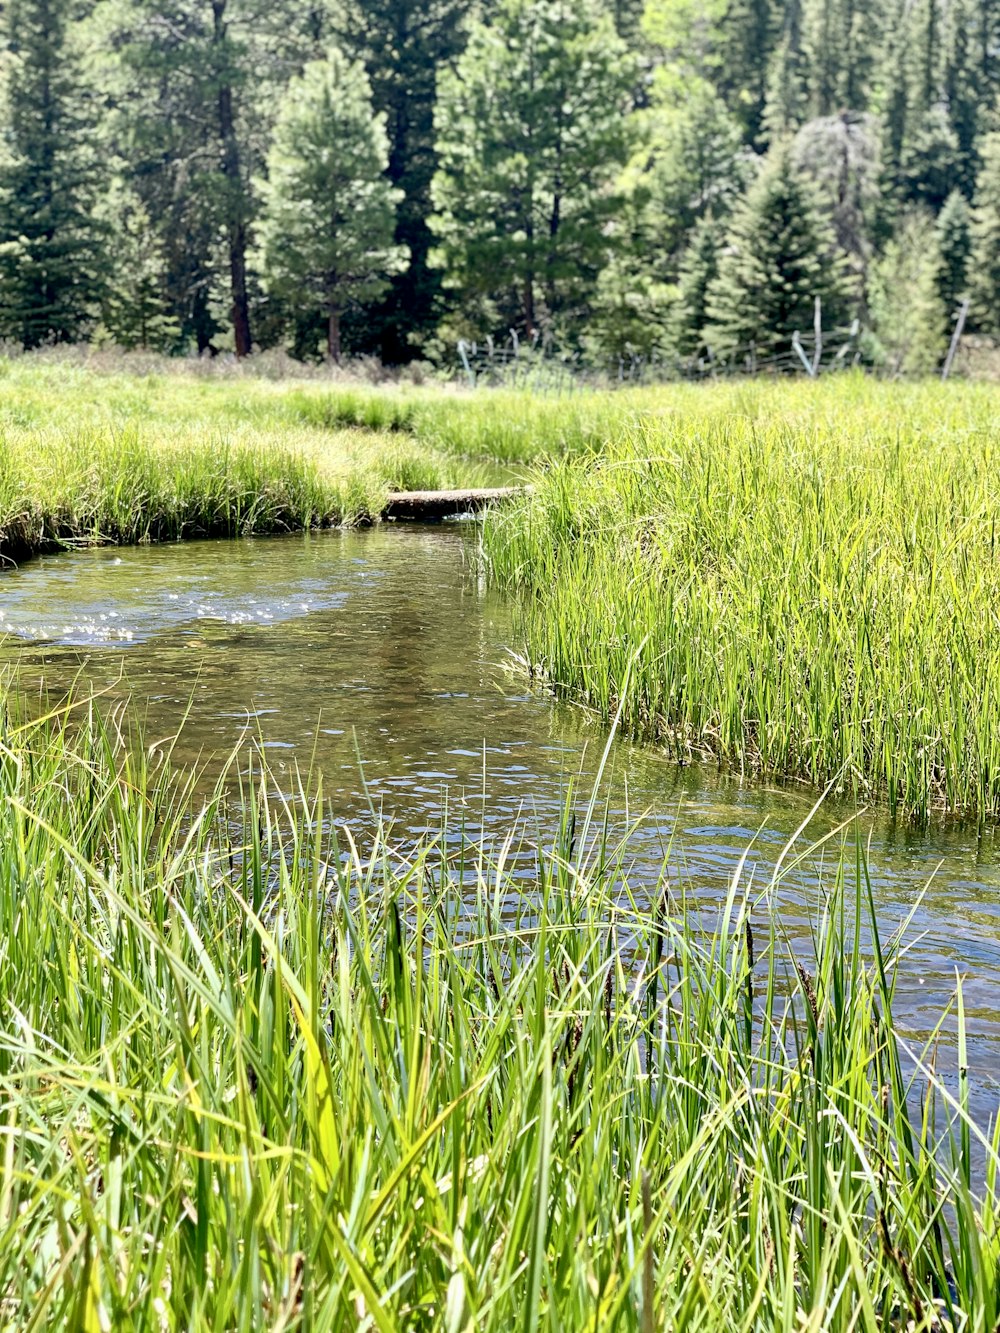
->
[[934, 189, 972, 323], [944, 0, 981, 196], [255, 49, 407, 362], [705, 145, 853, 365], [96, 180, 179, 351], [669, 216, 720, 359], [101, 0, 320, 356], [902, 106, 961, 209], [431, 0, 633, 339], [867, 210, 948, 372], [0, 0, 107, 347], [636, 70, 750, 259], [715, 0, 777, 143], [763, 0, 809, 137], [799, 0, 884, 119], [330, 0, 474, 361], [792, 113, 879, 282], [970, 132, 1000, 335]]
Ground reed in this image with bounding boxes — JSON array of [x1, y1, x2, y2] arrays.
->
[[484, 375, 1000, 822], [0, 701, 996, 1328]]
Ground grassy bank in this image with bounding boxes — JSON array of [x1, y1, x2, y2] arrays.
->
[[0, 361, 505, 561], [0, 704, 996, 1329], [484, 377, 1000, 822]]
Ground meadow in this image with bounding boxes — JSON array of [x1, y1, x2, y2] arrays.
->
[[3, 359, 1000, 1325], [482, 378, 1000, 823]]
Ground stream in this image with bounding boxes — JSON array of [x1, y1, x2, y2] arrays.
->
[[2, 523, 998, 1116]]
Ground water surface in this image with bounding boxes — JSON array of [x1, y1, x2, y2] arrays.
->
[[2, 525, 998, 1110]]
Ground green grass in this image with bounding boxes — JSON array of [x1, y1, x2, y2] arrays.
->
[[483, 375, 1000, 822], [5, 361, 1000, 1323], [0, 360, 516, 560], [0, 702, 997, 1329]]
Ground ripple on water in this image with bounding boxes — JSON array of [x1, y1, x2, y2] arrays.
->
[[1, 525, 1000, 1117]]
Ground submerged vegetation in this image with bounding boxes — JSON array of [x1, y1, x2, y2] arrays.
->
[[1, 704, 998, 1328]]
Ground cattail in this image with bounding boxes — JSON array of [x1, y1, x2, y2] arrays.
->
[[745, 914, 754, 973], [795, 960, 820, 1028]]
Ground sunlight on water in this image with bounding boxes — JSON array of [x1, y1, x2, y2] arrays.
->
[[2, 524, 999, 1112]]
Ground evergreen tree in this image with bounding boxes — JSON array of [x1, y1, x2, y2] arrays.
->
[[867, 210, 947, 372], [763, 0, 809, 137], [902, 106, 961, 209], [934, 189, 972, 323], [802, 0, 884, 117], [944, 0, 981, 196], [330, 0, 474, 361], [431, 0, 633, 338], [256, 50, 407, 362], [715, 0, 777, 142], [96, 180, 179, 351], [669, 216, 720, 359], [634, 70, 751, 259], [970, 132, 1000, 335], [0, 0, 107, 347], [705, 144, 853, 365], [100, 0, 321, 356], [792, 113, 879, 284]]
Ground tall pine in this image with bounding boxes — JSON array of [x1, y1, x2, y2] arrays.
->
[[970, 132, 1000, 335], [331, 0, 473, 360], [935, 189, 972, 323], [0, 0, 106, 347], [256, 50, 407, 363], [431, 0, 633, 339], [706, 145, 853, 365]]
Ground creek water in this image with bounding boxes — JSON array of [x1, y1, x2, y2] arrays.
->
[[2, 524, 998, 1116]]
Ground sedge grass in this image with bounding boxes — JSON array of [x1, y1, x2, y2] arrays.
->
[[0, 701, 997, 1328], [484, 376, 1000, 822], [0, 362, 508, 560]]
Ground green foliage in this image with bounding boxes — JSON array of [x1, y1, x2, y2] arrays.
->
[[970, 131, 1000, 336], [430, 0, 634, 338], [630, 68, 751, 256], [256, 50, 407, 363], [0, 0, 1000, 363], [705, 144, 853, 365], [0, 0, 107, 347], [867, 210, 947, 374], [668, 215, 720, 359], [95, 181, 180, 352], [330, 0, 474, 360], [935, 188, 973, 322]]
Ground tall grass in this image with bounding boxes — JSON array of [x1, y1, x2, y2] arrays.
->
[[484, 379, 1000, 822], [0, 701, 997, 1327], [0, 371, 495, 561]]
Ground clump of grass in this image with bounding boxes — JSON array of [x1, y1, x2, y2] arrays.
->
[[0, 700, 997, 1327], [484, 377, 1000, 822]]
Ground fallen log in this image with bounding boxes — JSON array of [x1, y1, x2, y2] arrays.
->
[[382, 485, 527, 520]]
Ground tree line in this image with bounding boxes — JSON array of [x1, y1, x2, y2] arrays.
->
[[2, 0, 1000, 371]]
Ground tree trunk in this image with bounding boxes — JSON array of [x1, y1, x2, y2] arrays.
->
[[328, 306, 342, 363], [213, 0, 252, 358]]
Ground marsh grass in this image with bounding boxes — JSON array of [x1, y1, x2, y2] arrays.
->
[[0, 363, 510, 560], [484, 378, 1000, 822], [0, 699, 997, 1328]]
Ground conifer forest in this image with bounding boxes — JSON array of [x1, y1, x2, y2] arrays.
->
[[3, 0, 999, 373]]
